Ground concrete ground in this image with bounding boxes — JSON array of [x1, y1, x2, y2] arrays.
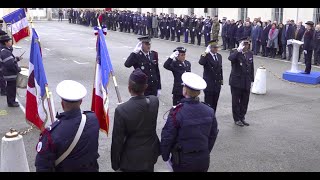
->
[[0, 21, 320, 172]]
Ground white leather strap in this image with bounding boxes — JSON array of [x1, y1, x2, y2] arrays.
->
[[55, 114, 87, 166]]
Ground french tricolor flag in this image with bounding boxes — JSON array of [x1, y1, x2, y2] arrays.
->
[[26, 28, 51, 130], [91, 28, 113, 135], [94, 25, 107, 36], [2, 8, 30, 43]]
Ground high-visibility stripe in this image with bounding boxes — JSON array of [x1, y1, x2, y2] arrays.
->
[[2, 56, 14, 63]]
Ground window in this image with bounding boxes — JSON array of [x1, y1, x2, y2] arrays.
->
[[274, 8, 283, 23], [239, 8, 248, 21], [38, 8, 44, 10], [314, 8, 320, 24]]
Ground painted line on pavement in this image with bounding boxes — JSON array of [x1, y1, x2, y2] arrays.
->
[[16, 98, 26, 114], [73, 60, 89, 65]]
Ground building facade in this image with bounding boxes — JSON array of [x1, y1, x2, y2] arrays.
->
[[117, 8, 320, 24]]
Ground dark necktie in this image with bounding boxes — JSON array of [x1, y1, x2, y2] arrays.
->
[[146, 54, 150, 61], [214, 54, 218, 61]]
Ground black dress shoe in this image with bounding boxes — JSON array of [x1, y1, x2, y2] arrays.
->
[[241, 120, 250, 126], [8, 102, 19, 107], [235, 121, 244, 127]]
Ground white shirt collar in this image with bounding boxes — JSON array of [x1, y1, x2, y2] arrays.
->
[[142, 51, 150, 56], [210, 52, 217, 57]]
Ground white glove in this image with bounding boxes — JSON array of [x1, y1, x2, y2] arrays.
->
[[133, 42, 142, 53], [205, 45, 211, 54], [304, 50, 307, 54], [157, 89, 161, 97], [178, 30, 180, 33], [186, 29, 189, 32], [167, 26, 169, 29], [170, 51, 179, 59], [237, 41, 245, 52]]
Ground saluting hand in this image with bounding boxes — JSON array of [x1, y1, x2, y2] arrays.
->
[[170, 51, 179, 59], [205, 45, 211, 54], [133, 42, 142, 54], [237, 41, 245, 52]]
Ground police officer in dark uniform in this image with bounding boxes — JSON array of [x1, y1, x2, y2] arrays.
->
[[314, 24, 320, 66], [161, 72, 219, 172], [170, 15, 177, 41], [175, 17, 182, 42], [125, 36, 161, 97], [164, 47, 191, 105], [228, 38, 254, 127], [204, 16, 212, 46], [141, 13, 147, 36], [199, 40, 223, 113], [0, 20, 6, 96], [165, 15, 171, 40], [111, 69, 160, 172], [183, 15, 190, 43], [0, 32, 22, 107], [302, 21, 315, 74], [196, 17, 204, 46], [137, 13, 142, 35], [159, 15, 165, 39], [189, 14, 196, 44], [35, 80, 100, 172]]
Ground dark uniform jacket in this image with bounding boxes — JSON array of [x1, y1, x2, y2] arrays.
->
[[303, 29, 315, 51], [161, 98, 219, 171], [35, 109, 100, 172], [163, 58, 191, 95], [125, 50, 161, 94], [199, 52, 223, 94], [281, 24, 295, 44], [0, 45, 21, 81], [111, 95, 160, 171], [228, 50, 254, 90]]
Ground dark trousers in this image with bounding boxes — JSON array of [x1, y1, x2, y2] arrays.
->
[[176, 30, 181, 42], [170, 28, 175, 41], [278, 44, 283, 56], [58, 14, 63, 21], [184, 29, 189, 43], [228, 38, 235, 49], [148, 27, 153, 37], [190, 29, 195, 44], [153, 28, 158, 38], [230, 86, 250, 122], [261, 44, 267, 56], [119, 22, 124, 32], [160, 27, 165, 39], [304, 50, 313, 73], [282, 44, 293, 60], [165, 28, 170, 40], [196, 32, 202, 45], [173, 94, 184, 106], [222, 36, 227, 50], [204, 32, 210, 46], [6, 80, 17, 105], [269, 48, 277, 58], [298, 46, 303, 62], [204, 91, 220, 113], [0, 71, 6, 93], [254, 41, 261, 55]]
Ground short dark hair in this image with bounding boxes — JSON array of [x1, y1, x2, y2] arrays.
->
[[129, 79, 146, 94]]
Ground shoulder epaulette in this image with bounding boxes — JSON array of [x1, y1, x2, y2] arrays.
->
[[46, 119, 61, 132]]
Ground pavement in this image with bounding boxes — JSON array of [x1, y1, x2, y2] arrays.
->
[[0, 21, 320, 172]]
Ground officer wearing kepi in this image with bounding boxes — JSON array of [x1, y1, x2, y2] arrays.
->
[[161, 72, 219, 172], [228, 37, 254, 127], [125, 36, 161, 96], [164, 47, 191, 105], [35, 80, 100, 172], [199, 40, 223, 113], [0, 31, 22, 107], [301, 21, 315, 74]]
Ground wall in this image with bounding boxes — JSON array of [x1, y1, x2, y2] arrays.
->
[[218, 8, 239, 20], [248, 8, 272, 21], [174, 8, 188, 16], [141, 8, 152, 14], [194, 8, 205, 17]]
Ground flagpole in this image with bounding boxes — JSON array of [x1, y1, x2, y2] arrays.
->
[[45, 85, 55, 123], [97, 18, 123, 103], [111, 71, 122, 103]]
